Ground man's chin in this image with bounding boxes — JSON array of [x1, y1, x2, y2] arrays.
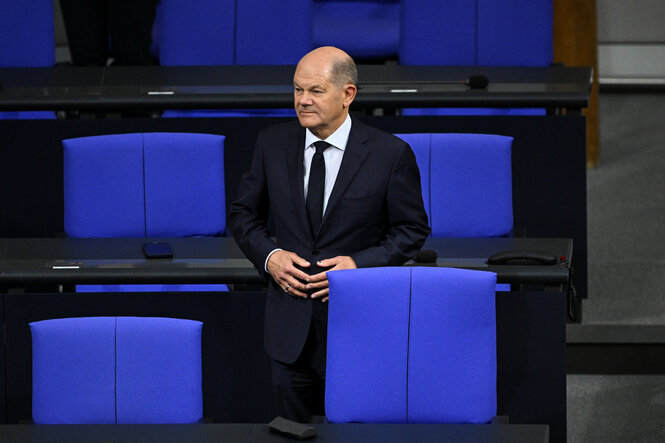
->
[[297, 114, 320, 128]]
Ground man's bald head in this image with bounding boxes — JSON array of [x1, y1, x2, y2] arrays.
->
[[297, 46, 358, 88]]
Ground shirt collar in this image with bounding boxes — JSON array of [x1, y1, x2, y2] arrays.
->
[[305, 114, 352, 151]]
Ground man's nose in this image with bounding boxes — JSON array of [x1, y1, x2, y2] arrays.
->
[[299, 93, 313, 105]]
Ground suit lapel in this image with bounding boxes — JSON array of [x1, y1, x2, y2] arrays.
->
[[320, 120, 370, 230]]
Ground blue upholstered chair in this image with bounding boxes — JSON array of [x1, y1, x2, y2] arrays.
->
[[63, 132, 228, 292], [397, 133, 513, 291], [399, 0, 552, 116], [396, 133, 513, 238], [326, 267, 497, 423], [30, 316, 203, 424], [312, 0, 400, 60], [0, 0, 57, 120]]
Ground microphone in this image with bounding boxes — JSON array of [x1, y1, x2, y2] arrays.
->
[[413, 249, 438, 264], [466, 74, 489, 89]]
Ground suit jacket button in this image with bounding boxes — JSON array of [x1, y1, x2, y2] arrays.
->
[[312, 249, 320, 256]]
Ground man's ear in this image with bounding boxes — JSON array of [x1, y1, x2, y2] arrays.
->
[[342, 84, 357, 108]]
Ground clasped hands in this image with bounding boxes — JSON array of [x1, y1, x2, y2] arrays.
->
[[267, 250, 356, 303]]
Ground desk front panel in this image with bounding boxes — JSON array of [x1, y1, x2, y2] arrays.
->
[[0, 423, 549, 443]]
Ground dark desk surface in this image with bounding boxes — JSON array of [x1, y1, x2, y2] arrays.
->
[[0, 237, 571, 287], [0, 423, 549, 443], [0, 64, 591, 111]]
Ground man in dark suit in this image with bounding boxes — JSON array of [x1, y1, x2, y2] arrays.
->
[[229, 46, 430, 422]]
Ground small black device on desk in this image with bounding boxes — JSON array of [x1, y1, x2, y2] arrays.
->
[[268, 416, 317, 440], [143, 242, 173, 259], [487, 250, 558, 266]]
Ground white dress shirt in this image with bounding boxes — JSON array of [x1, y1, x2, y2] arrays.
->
[[303, 114, 352, 215]]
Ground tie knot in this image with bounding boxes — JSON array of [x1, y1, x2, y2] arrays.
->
[[313, 141, 331, 155]]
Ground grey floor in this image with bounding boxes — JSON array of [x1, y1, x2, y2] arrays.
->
[[567, 91, 665, 442]]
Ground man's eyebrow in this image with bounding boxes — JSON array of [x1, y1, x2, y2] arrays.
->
[[293, 80, 326, 90]]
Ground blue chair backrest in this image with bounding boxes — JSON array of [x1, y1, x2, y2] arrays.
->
[[326, 266, 497, 423], [158, 0, 235, 66], [158, 0, 303, 117], [400, 1, 476, 66], [63, 132, 226, 238], [237, 0, 312, 65], [399, 0, 551, 116], [312, 0, 399, 59], [0, 1, 57, 120], [396, 133, 513, 238], [158, 0, 310, 66], [63, 133, 227, 292], [477, 0, 553, 66], [0, 0, 55, 67], [400, 0, 552, 66], [31, 316, 203, 424], [144, 133, 226, 237]]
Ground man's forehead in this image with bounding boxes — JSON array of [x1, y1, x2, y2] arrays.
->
[[293, 72, 331, 88]]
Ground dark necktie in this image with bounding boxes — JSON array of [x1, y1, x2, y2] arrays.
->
[[306, 141, 331, 235]]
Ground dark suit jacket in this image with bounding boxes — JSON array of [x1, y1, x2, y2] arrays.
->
[[229, 118, 430, 364]]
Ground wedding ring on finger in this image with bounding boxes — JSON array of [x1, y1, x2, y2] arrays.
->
[[285, 283, 291, 291]]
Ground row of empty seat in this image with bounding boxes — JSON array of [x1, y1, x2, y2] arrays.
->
[[397, 133, 513, 238], [61, 131, 512, 292], [31, 265, 497, 424], [53, 136, 493, 292], [158, 0, 553, 66], [63, 132, 512, 239], [1, 0, 552, 67]]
